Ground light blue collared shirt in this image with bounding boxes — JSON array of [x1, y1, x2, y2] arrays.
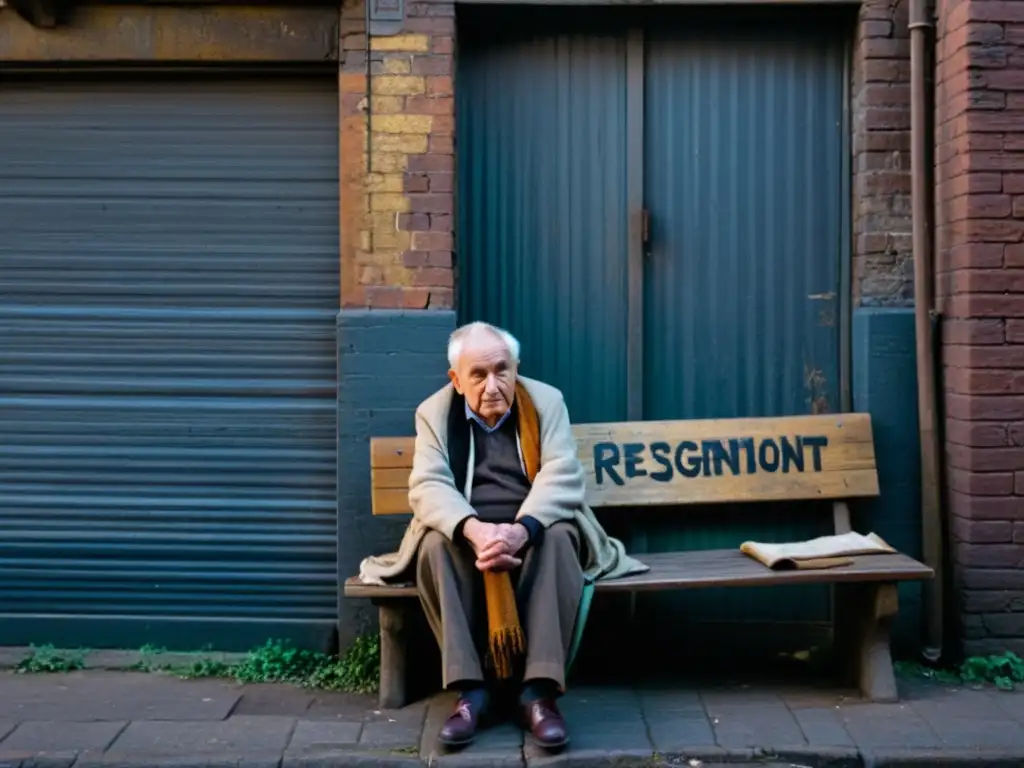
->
[[465, 401, 512, 434]]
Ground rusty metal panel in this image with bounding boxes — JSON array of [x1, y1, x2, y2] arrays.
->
[[0, 5, 339, 63], [0, 76, 339, 651], [456, 9, 631, 424]]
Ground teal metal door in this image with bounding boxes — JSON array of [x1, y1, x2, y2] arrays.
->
[[457, 9, 632, 423], [637, 11, 849, 628], [458, 8, 849, 637], [643, 13, 846, 421]]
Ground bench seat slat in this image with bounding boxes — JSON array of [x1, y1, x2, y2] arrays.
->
[[343, 550, 933, 599]]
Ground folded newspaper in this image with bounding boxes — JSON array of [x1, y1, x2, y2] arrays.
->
[[740, 531, 896, 571]]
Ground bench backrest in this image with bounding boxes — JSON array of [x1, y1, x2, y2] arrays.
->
[[369, 413, 879, 516]]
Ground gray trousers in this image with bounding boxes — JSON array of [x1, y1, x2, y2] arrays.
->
[[416, 521, 585, 691]]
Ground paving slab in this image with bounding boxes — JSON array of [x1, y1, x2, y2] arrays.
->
[[287, 720, 363, 750], [305, 692, 378, 721], [792, 706, 857, 747], [0, 672, 240, 722], [0, 722, 126, 753], [106, 716, 295, 756], [839, 703, 942, 749], [232, 685, 315, 717], [991, 690, 1024, 722], [708, 702, 806, 748]]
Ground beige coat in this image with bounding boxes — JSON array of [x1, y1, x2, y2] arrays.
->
[[358, 376, 648, 585]]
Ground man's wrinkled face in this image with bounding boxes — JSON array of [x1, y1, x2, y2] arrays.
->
[[449, 331, 517, 426]]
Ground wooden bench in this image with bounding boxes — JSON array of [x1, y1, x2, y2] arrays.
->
[[344, 413, 933, 708]]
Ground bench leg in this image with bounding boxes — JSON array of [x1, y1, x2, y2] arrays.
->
[[836, 582, 899, 703], [375, 599, 409, 709]]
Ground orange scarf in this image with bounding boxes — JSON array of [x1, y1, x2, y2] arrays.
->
[[482, 381, 541, 679]]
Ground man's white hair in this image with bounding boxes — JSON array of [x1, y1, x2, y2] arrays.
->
[[447, 321, 521, 369]]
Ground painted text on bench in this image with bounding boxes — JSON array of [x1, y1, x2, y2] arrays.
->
[[592, 436, 829, 486]]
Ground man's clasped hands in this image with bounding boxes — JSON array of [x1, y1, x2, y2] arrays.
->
[[461, 517, 530, 572]]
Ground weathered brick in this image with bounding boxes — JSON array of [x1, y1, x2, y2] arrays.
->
[[410, 231, 452, 251], [405, 96, 454, 115], [397, 213, 430, 232], [957, 543, 1024, 568], [947, 367, 1024, 395], [372, 133, 429, 153], [947, 217, 1024, 243], [943, 319, 1006, 345], [370, 192, 410, 213], [365, 173, 404, 193], [945, 418, 1010, 447], [411, 267, 455, 288], [861, 19, 894, 37], [369, 152, 409, 173], [411, 55, 452, 76], [373, 76, 426, 96], [945, 344, 1024, 368], [403, 17, 455, 34], [949, 294, 1024, 319], [426, 76, 454, 96], [408, 193, 453, 214], [949, 468, 1015, 495], [402, 250, 451, 269], [428, 288, 454, 309], [432, 36, 454, 55], [1016, 522, 1024, 544], [430, 214, 453, 232], [1009, 319, 1024, 342], [370, 96, 406, 114], [429, 134, 454, 154], [428, 172, 453, 193], [954, 517, 1014, 543], [861, 37, 912, 58], [983, 613, 1024, 636], [949, 193, 1013, 219], [947, 441, 1024, 472], [943, 173, 1003, 199], [962, 589, 1024, 613], [364, 285, 405, 309], [373, 57, 412, 75], [863, 107, 912, 130], [373, 114, 433, 134], [862, 59, 911, 82], [950, 269, 1024, 294], [408, 153, 454, 172], [947, 393, 1024, 422], [963, 568, 1024, 590], [404, 173, 429, 193], [402, 287, 432, 309], [946, 243, 1005, 270], [370, 34, 431, 53]]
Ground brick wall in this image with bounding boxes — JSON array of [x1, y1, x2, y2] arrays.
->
[[936, 0, 1024, 656], [853, 0, 915, 306], [339, 0, 456, 310]]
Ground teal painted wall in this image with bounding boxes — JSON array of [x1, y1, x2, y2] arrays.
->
[[852, 307, 923, 653]]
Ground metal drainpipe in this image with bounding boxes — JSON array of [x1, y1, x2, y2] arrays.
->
[[909, 0, 944, 663]]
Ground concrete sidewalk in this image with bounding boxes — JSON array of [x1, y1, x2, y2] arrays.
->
[[1, 670, 1023, 768]]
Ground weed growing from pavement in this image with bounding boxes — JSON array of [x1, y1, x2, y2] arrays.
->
[[896, 651, 1024, 691], [16, 644, 86, 674], [13, 635, 381, 695]]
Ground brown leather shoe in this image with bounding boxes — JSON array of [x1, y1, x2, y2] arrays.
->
[[437, 697, 482, 749], [522, 698, 570, 750]]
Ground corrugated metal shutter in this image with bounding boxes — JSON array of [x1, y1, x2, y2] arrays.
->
[[0, 76, 339, 651]]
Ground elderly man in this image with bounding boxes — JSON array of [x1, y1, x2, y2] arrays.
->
[[359, 322, 646, 751]]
